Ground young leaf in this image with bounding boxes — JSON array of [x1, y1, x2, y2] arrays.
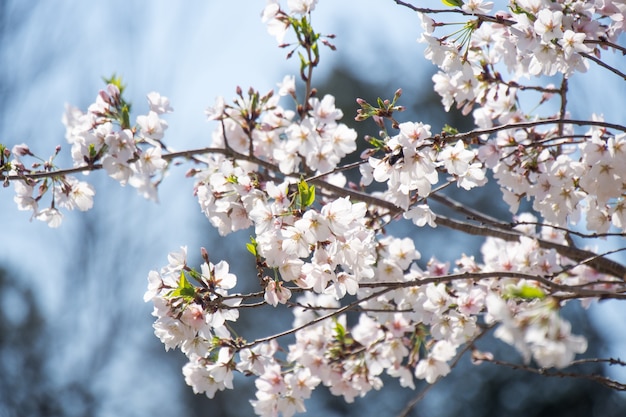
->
[[507, 284, 546, 300], [297, 180, 315, 208], [121, 104, 131, 129], [333, 318, 346, 340], [246, 236, 258, 257], [304, 184, 315, 207], [441, 0, 464, 7], [169, 270, 196, 300], [442, 124, 459, 135]]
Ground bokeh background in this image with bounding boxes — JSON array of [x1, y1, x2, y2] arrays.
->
[[1, 1, 625, 416]]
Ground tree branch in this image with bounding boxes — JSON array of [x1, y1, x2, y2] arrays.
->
[[434, 215, 626, 281], [391, 0, 515, 25], [359, 271, 626, 300], [585, 39, 626, 55], [238, 287, 392, 350], [580, 52, 626, 81], [482, 357, 626, 391], [446, 119, 626, 144]]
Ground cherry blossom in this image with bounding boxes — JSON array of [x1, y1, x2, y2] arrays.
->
[[3, 1, 626, 415]]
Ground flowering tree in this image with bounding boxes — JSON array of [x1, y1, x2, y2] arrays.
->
[[2, 0, 626, 415]]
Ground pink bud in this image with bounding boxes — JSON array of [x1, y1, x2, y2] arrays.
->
[[12, 144, 31, 157], [201, 247, 210, 264]]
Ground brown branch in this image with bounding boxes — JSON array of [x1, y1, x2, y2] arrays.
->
[[395, 382, 436, 417], [428, 192, 509, 229], [580, 52, 626, 81], [6, 117, 625, 185], [570, 357, 626, 367], [6, 120, 626, 287], [237, 287, 392, 350], [497, 79, 561, 94], [303, 159, 366, 182], [428, 194, 626, 280], [359, 271, 626, 299], [515, 222, 626, 239], [391, 0, 515, 25], [482, 357, 626, 391], [447, 119, 626, 144], [3, 163, 104, 181], [6, 141, 626, 284], [287, 301, 413, 314], [558, 77, 568, 136], [585, 39, 626, 55], [434, 215, 626, 281], [425, 191, 626, 281]]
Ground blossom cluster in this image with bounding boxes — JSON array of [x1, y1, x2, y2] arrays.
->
[[6, 84, 171, 226], [361, 121, 487, 223], [142, 2, 626, 414], [195, 82, 381, 303], [481, 124, 626, 233], [145, 214, 617, 416], [144, 246, 240, 398], [422, 0, 622, 115], [196, 83, 360, 237], [420, 0, 626, 232]]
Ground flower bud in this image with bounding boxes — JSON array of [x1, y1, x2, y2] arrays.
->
[[12, 144, 31, 157]]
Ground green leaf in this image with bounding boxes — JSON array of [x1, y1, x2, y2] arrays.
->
[[304, 184, 315, 207], [509, 3, 535, 20], [367, 136, 387, 149], [299, 15, 308, 31], [298, 51, 307, 72], [312, 41, 319, 60], [246, 236, 258, 257], [169, 271, 196, 300], [442, 124, 459, 135], [333, 319, 346, 340], [121, 104, 131, 129], [441, 0, 464, 7], [250, 91, 259, 112], [297, 180, 315, 208], [508, 284, 546, 300], [88, 143, 98, 159]]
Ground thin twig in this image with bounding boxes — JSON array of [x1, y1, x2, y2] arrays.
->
[[570, 357, 626, 367], [482, 357, 626, 391], [391, 0, 515, 25], [580, 52, 626, 81], [585, 39, 626, 55], [515, 221, 626, 239], [358, 270, 626, 299], [558, 77, 568, 136], [396, 383, 436, 417], [304, 159, 366, 182], [447, 119, 626, 143], [396, 327, 491, 417], [238, 287, 391, 350], [434, 214, 626, 281]]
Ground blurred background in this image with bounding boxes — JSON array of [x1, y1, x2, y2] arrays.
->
[[0, 1, 625, 416]]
